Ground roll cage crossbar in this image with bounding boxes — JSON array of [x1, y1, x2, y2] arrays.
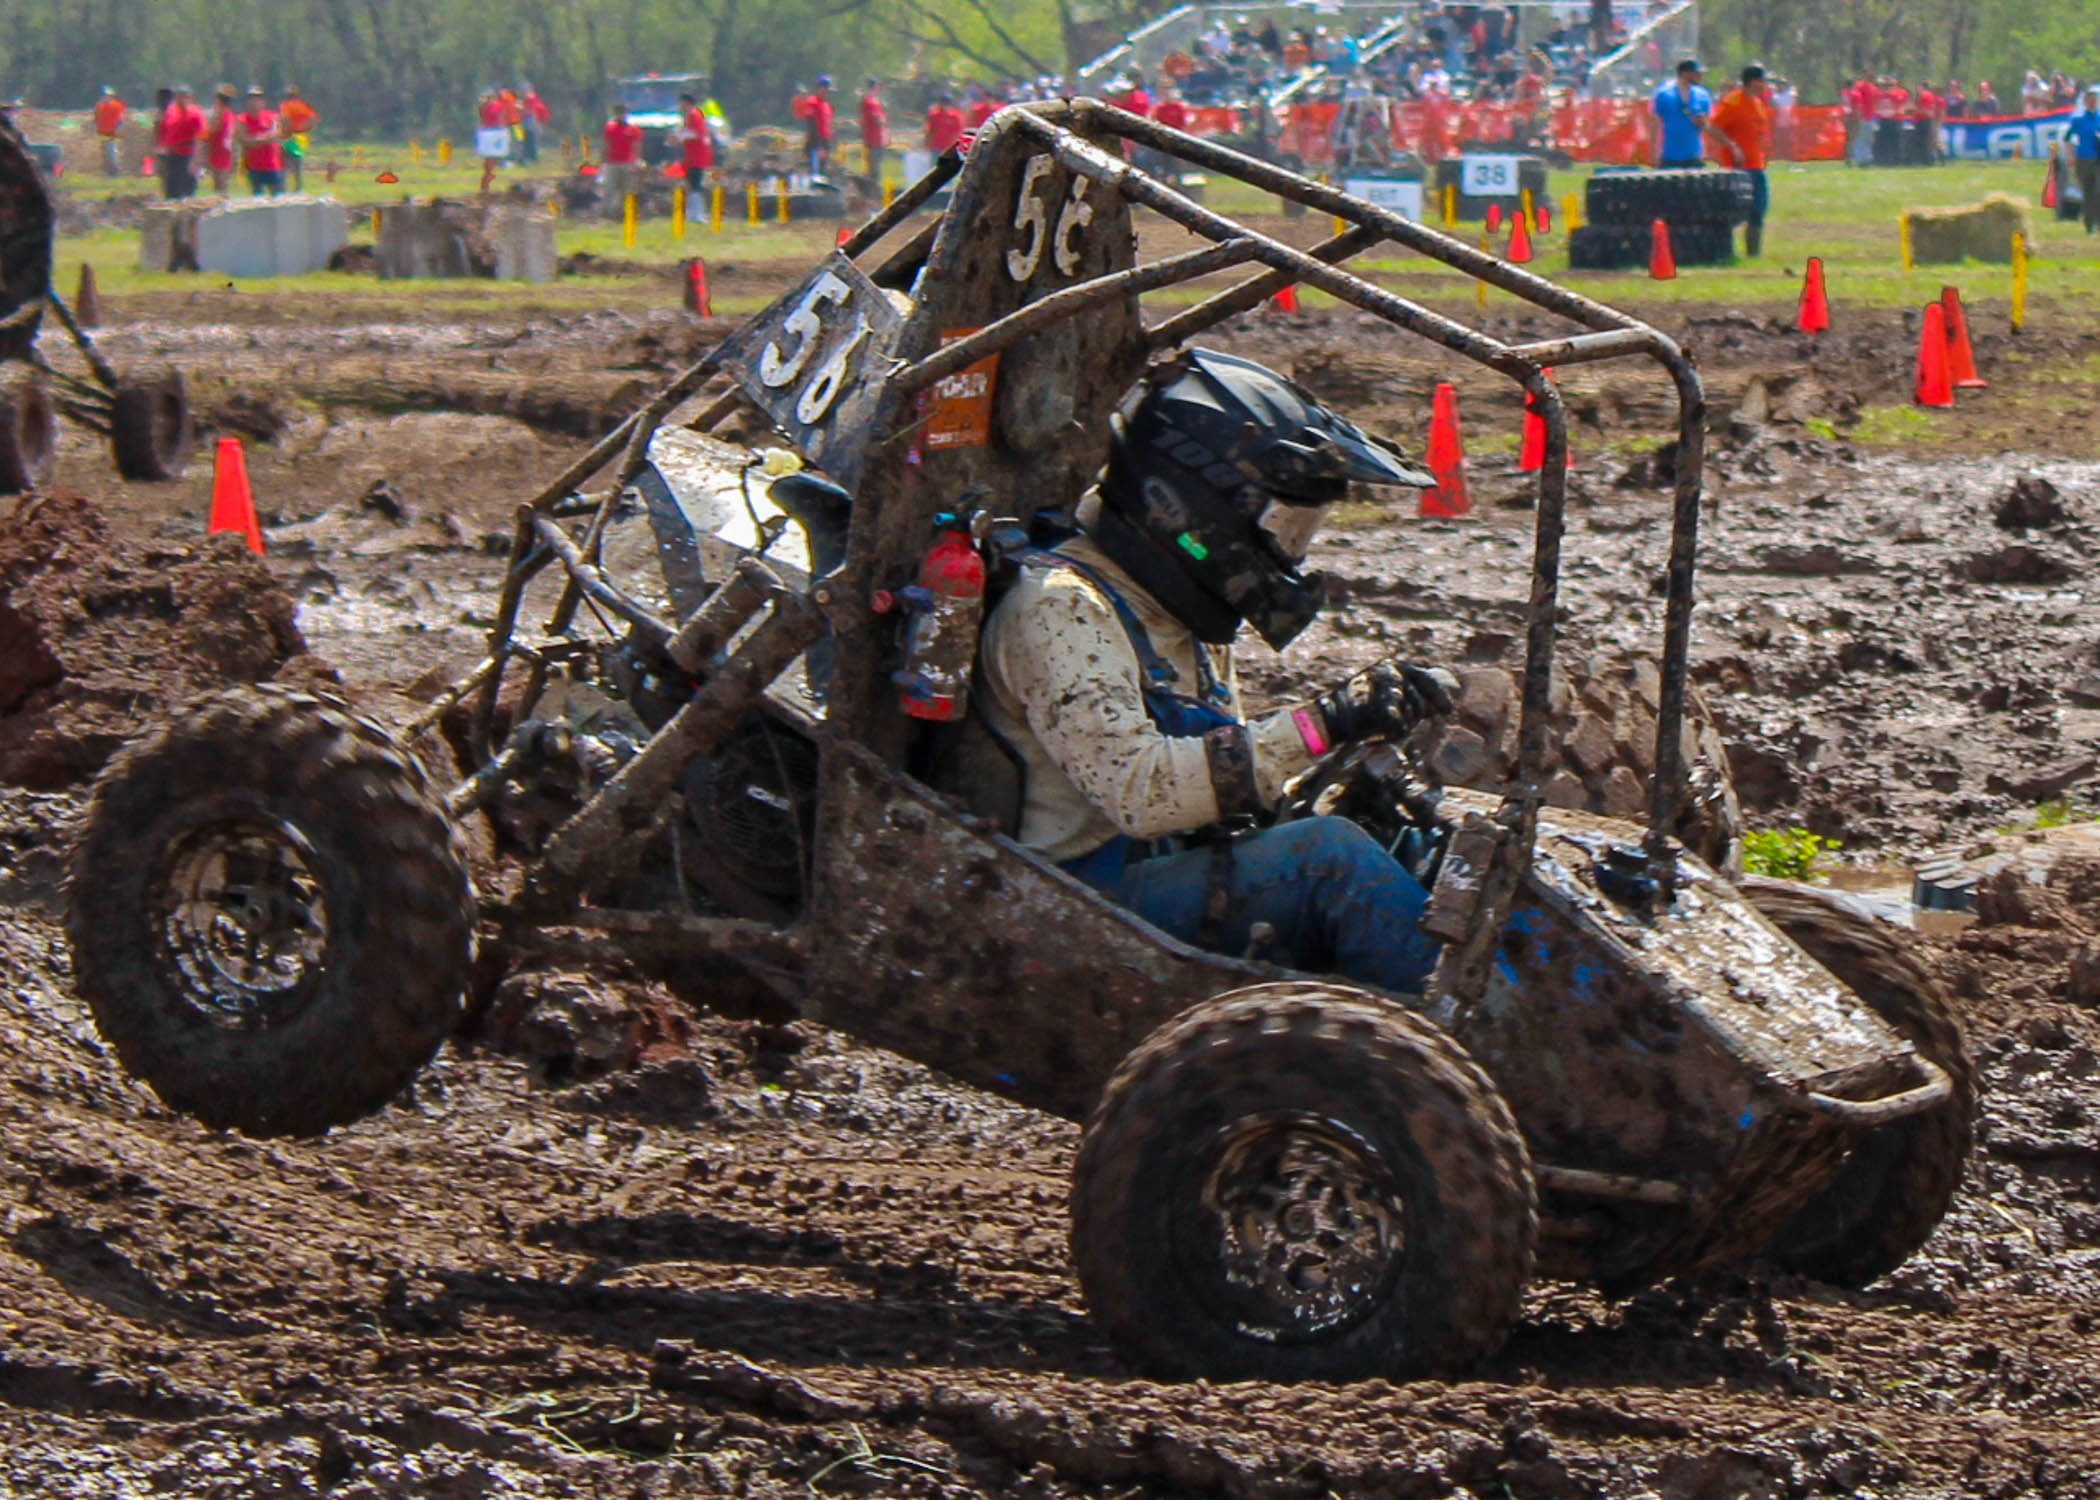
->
[[456, 98, 1707, 1016]]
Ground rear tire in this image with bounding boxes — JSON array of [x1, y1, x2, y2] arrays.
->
[[0, 363, 57, 493], [68, 686, 475, 1137], [110, 364, 193, 481], [1742, 875, 1976, 1286], [1070, 982, 1536, 1381]]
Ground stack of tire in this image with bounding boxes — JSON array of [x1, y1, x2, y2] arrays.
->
[[1569, 169, 1756, 271]]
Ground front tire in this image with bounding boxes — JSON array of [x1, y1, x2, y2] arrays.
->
[[1070, 982, 1536, 1381], [1743, 875, 1977, 1286], [68, 686, 475, 1136]]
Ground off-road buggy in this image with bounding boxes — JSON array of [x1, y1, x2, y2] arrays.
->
[[67, 101, 1973, 1382], [0, 120, 194, 492]]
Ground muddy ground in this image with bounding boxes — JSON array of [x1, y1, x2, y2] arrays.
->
[[7, 244, 2100, 1496]]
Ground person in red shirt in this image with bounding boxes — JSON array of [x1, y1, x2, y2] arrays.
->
[[240, 85, 285, 196], [204, 85, 238, 195], [93, 86, 126, 175], [520, 84, 550, 164], [1911, 81, 1943, 164], [158, 85, 206, 200], [1152, 83, 1191, 134], [675, 90, 713, 220], [477, 90, 505, 128], [924, 94, 965, 154], [859, 78, 888, 180], [602, 101, 644, 217], [1119, 69, 1153, 117], [798, 75, 835, 176], [278, 85, 316, 189], [1875, 77, 1909, 165], [1846, 75, 1877, 166]]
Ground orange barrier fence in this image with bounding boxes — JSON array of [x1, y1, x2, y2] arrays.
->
[[1219, 96, 1854, 167]]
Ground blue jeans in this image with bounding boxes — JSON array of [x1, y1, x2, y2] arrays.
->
[[1075, 816, 1444, 997]]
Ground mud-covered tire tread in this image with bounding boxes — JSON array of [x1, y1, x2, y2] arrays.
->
[[0, 362, 56, 493], [1070, 982, 1537, 1381], [110, 363, 193, 481], [1742, 874, 1977, 1287], [67, 685, 475, 1137]]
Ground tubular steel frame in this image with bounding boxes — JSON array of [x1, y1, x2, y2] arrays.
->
[[453, 100, 1708, 1020]]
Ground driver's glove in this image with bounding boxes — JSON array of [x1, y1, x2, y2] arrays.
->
[[1316, 661, 1455, 747]]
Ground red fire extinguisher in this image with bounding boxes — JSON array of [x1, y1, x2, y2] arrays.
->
[[894, 515, 986, 721]]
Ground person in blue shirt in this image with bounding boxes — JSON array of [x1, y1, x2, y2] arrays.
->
[[1651, 58, 1713, 168], [2067, 86, 2100, 234]]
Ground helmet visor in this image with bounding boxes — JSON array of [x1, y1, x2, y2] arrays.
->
[[1255, 496, 1330, 564]]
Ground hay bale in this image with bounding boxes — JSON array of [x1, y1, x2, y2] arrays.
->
[[1903, 192, 2034, 264]]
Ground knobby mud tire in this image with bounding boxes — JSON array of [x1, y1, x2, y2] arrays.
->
[[0, 362, 57, 494], [110, 363, 194, 481], [1741, 874, 1977, 1287], [1427, 655, 1744, 872], [68, 686, 475, 1137], [1069, 982, 1537, 1381]]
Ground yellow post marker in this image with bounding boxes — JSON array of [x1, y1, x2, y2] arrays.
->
[[2012, 231, 2029, 332], [778, 189, 790, 224], [369, 207, 380, 237], [623, 194, 638, 247], [1439, 183, 1455, 228], [712, 183, 725, 230], [1520, 187, 1534, 230], [672, 186, 687, 239], [882, 178, 896, 208], [409, 139, 422, 166], [1562, 191, 1579, 231], [351, 144, 364, 169], [437, 138, 452, 165], [746, 181, 760, 225], [1899, 212, 1914, 271]]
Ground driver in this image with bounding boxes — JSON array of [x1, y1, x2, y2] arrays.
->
[[978, 349, 1455, 997]]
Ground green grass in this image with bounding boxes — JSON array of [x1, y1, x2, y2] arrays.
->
[[54, 144, 2100, 352]]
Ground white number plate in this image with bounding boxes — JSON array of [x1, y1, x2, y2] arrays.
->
[[1459, 154, 1521, 197]]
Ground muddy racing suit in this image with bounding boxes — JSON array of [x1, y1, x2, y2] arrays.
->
[[979, 536, 1445, 996]]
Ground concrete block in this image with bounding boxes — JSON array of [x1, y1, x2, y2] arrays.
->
[[491, 206, 557, 283], [191, 194, 348, 278]]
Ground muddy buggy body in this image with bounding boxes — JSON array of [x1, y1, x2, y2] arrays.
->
[[0, 121, 193, 491], [69, 102, 1974, 1383]]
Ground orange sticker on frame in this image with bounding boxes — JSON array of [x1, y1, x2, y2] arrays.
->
[[924, 328, 999, 450]]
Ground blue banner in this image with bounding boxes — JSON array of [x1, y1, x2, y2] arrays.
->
[[1939, 108, 2073, 160]]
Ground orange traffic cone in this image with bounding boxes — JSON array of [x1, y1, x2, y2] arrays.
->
[[1421, 382, 1469, 517], [1648, 218, 1676, 279], [2042, 145, 2061, 209], [1485, 201, 1503, 234], [836, 224, 852, 247], [1797, 255, 1830, 333], [375, 169, 399, 184], [1914, 303, 1955, 408], [207, 436, 264, 554], [1507, 208, 1533, 264], [683, 257, 712, 316], [74, 263, 100, 329], [1941, 286, 1987, 389], [1269, 282, 1299, 314], [1518, 366, 1555, 472], [1536, 200, 1550, 234]]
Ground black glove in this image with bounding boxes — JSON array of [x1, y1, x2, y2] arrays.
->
[[1316, 661, 1454, 747]]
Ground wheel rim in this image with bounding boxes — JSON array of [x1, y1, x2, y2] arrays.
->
[[1182, 1111, 1408, 1344], [151, 815, 333, 1029]]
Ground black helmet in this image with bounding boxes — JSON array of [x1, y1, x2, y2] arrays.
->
[[1093, 348, 1430, 648]]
